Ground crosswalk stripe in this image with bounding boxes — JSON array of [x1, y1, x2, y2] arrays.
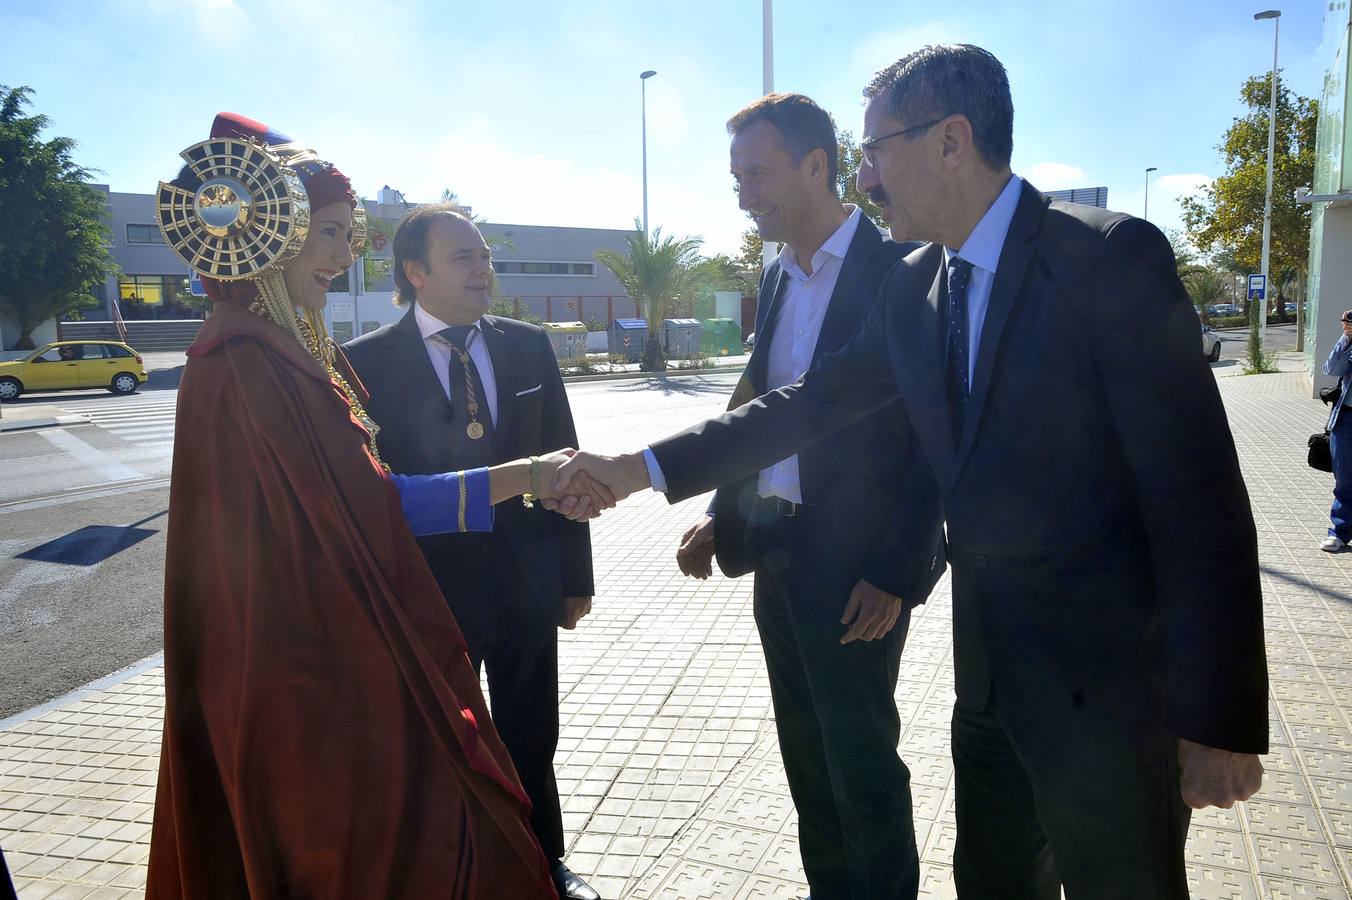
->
[[77, 395, 181, 453]]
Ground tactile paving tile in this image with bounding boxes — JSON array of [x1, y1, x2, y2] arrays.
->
[[1245, 799, 1327, 842], [1186, 826, 1251, 871], [1253, 834, 1344, 885], [1188, 864, 1261, 900], [734, 874, 805, 899], [1259, 875, 1352, 899]]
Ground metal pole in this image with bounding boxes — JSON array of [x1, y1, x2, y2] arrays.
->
[[761, 0, 777, 271], [1257, 11, 1281, 348], [642, 79, 649, 240], [1144, 166, 1157, 221], [640, 70, 656, 241], [762, 0, 774, 95]]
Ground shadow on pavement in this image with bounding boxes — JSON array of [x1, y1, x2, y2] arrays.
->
[[144, 366, 184, 391], [613, 375, 736, 397], [16, 511, 167, 567], [1261, 563, 1352, 606]]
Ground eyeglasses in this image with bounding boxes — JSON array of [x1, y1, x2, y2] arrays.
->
[[860, 116, 948, 167]]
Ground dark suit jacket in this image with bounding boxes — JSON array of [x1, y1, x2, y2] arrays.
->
[[344, 310, 593, 649], [650, 180, 1268, 760], [706, 222, 944, 605]]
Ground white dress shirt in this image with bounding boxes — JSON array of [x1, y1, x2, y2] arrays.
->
[[414, 302, 499, 425], [944, 174, 1024, 385], [756, 206, 864, 503], [643, 207, 863, 498]]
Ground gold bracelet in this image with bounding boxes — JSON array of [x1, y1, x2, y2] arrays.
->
[[522, 456, 540, 508], [456, 470, 468, 532]]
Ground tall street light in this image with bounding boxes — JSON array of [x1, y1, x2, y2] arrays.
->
[[640, 70, 657, 241], [761, 0, 777, 270], [1254, 8, 1281, 348], [1143, 166, 1158, 221]]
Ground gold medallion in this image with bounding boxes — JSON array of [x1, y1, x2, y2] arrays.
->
[[467, 421, 485, 440]]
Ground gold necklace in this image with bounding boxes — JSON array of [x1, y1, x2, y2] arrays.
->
[[249, 271, 388, 471]]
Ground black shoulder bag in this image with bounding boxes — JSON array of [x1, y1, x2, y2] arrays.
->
[[1310, 386, 1341, 473]]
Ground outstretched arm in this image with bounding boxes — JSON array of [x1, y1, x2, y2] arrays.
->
[[393, 450, 615, 535]]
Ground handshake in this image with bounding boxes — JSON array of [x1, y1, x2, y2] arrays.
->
[[531, 449, 653, 521]]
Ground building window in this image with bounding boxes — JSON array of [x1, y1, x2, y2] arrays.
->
[[118, 275, 197, 320], [492, 260, 596, 277], [125, 224, 161, 244]]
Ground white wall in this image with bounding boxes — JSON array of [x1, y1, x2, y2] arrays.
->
[[1312, 205, 1352, 394], [0, 315, 57, 351]]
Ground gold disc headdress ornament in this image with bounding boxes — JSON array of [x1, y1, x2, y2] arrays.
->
[[156, 131, 385, 467]]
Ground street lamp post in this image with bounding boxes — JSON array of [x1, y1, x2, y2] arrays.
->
[[1143, 166, 1158, 221], [640, 70, 657, 241], [761, 0, 777, 270], [1254, 9, 1281, 349]]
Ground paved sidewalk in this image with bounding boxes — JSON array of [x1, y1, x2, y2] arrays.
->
[[3, 368, 1352, 899]]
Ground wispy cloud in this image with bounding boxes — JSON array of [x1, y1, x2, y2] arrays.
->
[[1024, 162, 1088, 189]]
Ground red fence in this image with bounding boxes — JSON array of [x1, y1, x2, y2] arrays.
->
[[498, 295, 640, 325]]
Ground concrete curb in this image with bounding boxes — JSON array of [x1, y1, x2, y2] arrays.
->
[[0, 411, 88, 434], [0, 652, 163, 732]]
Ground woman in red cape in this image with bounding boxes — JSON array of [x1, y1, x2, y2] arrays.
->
[[145, 114, 579, 899]]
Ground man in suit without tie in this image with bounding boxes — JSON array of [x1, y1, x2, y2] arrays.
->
[[672, 93, 944, 899]]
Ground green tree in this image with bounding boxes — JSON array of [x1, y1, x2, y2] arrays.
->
[[1185, 268, 1230, 324], [688, 253, 757, 309], [1180, 73, 1317, 315], [837, 130, 886, 228], [595, 220, 703, 371], [738, 227, 764, 272], [0, 86, 114, 348]]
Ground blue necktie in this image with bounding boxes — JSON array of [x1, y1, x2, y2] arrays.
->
[[946, 257, 974, 441]]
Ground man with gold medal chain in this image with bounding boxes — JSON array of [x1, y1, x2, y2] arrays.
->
[[345, 203, 601, 900]]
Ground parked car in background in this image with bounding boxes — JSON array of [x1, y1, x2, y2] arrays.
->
[[744, 331, 756, 351], [1202, 323, 1222, 363], [0, 340, 146, 401], [1207, 303, 1242, 318]]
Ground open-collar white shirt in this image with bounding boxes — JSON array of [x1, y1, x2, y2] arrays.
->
[[757, 205, 864, 503], [413, 302, 499, 425]]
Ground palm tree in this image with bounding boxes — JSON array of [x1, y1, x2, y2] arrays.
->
[[595, 220, 703, 371], [1185, 268, 1230, 325]]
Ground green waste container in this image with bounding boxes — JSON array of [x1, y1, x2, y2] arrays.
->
[[699, 318, 741, 357]]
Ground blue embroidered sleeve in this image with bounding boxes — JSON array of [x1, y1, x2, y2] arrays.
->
[[390, 468, 495, 535]]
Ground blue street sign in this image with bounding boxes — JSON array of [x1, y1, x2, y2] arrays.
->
[[189, 273, 206, 297], [1247, 274, 1266, 301]]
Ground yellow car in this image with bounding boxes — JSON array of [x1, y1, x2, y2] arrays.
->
[[0, 340, 147, 401]]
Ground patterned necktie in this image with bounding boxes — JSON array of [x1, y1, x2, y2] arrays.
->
[[439, 325, 494, 447], [945, 256, 974, 442]]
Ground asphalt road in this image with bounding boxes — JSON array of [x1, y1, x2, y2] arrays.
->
[[0, 372, 741, 719], [1212, 321, 1299, 364]]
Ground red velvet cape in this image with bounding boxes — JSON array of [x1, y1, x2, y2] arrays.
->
[[146, 302, 556, 898]]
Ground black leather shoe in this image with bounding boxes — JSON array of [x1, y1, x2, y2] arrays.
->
[[551, 862, 601, 900]]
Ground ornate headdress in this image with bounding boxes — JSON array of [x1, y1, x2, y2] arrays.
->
[[156, 113, 366, 351], [157, 114, 385, 466]]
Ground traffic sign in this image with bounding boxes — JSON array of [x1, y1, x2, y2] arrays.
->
[[1247, 274, 1266, 301], [189, 273, 206, 297]]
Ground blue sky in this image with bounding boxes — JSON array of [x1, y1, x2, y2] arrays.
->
[[1, 0, 1333, 256]]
